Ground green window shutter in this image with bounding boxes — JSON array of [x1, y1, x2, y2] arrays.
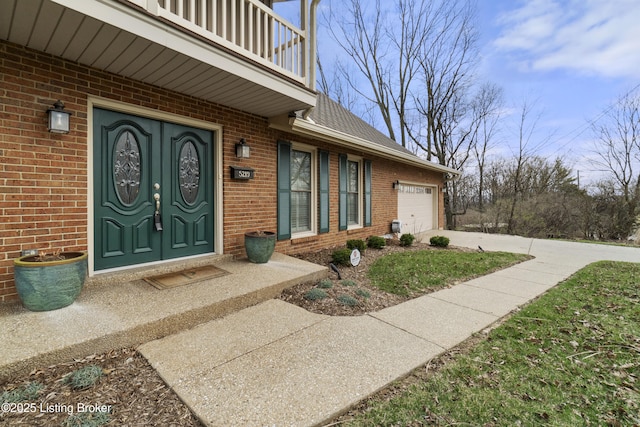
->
[[364, 159, 372, 227], [319, 150, 330, 233], [277, 141, 291, 240], [338, 154, 348, 231]]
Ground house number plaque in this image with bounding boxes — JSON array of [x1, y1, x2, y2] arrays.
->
[[230, 166, 255, 180]]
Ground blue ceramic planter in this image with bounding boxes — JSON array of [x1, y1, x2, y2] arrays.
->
[[244, 231, 276, 263], [14, 252, 88, 311]]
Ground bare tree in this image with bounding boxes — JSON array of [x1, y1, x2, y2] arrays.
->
[[412, 0, 478, 165], [324, 0, 478, 153], [316, 55, 359, 111], [590, 88, 640, 238], [408, 0, 478, 228], [323, 0, 479, 228], [387, 0, 432, 148], [471, 83, 503, 211], [449, 83, 503, 225], [506, 99, 544, 234], [324, 0, 396, 140]]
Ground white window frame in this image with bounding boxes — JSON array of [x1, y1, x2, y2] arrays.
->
[[347, 155, 363, 230], [291, 142, 317, 238]]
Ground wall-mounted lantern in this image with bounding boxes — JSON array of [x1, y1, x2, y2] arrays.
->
[[235, 138, 251, 158], [47, 100, 72, 134], [392, 180, 400, 189]]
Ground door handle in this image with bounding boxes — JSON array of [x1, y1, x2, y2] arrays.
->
[[153, 193, 163, 231]]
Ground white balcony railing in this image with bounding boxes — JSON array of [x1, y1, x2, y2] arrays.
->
[[126, 0, 308, 85]]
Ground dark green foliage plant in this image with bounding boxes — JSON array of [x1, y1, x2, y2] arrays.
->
[[356, 288, 371, 299], [304, 288, 328, 301], [63, 411, 110, 427], [0, 382, 43, 404], [337, 295, 358, 306], [346, 239, 367, 252], [317, 279, 333, 289], [429, 235, 450, 247], [331, 248, 352, 266], [367, 235, 386, 249], [64, 365, 103, 390], [399, 233, 415, 247]]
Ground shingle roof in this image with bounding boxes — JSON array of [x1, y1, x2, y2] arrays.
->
[[305, 93, 416, 157], [285, 93, 459, 176]]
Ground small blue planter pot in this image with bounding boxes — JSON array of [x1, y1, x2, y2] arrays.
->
[[14, 252, 88, 311], [244, 231, 276, 263]]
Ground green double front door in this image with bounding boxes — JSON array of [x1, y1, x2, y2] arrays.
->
[[93, 108, 215, 271]]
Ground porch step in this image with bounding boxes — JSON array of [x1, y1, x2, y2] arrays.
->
[[0, 253, 328, 382]]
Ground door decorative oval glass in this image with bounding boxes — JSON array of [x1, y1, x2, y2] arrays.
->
[[113, 130, 141, 205], [179, 140, 200, 205]]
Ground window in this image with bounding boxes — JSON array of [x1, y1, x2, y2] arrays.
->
[[291, 149, 313, 234], [278, 141, 327, 240], [339, 155, 372, 230], [347, 160, 360, 226]]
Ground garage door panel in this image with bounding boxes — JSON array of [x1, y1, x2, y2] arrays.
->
[[397, 184, 434, 234]]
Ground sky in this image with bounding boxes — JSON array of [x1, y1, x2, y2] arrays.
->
[[276, 0, 640, 186], [475, 0, 640, 185]]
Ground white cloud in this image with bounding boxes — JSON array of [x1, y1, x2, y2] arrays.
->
[[493, 0, 640, 79]]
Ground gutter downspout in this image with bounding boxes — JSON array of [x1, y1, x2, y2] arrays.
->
[[303, 0, 321, 120]]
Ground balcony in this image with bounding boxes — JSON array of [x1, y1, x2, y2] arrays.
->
[[0, 0, 317, 117], [130, 0, 308, 84]]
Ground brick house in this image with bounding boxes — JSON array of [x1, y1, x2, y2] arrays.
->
[[0, 0, 459, 302]]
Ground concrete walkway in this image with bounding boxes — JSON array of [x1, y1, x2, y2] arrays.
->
[[139, 231, 640, 427]]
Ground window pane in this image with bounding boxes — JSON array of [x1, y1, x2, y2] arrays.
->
[[348, 193, 358, 225], [348, 161, 358, 192], [291, 149, 312, 233], [291, 150, 311, 191], [291, 191, 311, 233], [347, 160, 360, 225]]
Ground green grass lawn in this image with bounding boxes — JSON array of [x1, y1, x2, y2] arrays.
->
[[368, 249, 531, 296], [346, 261, 640, 426]]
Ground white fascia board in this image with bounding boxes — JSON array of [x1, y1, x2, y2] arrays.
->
[[271, 116, 461, 176], [51, 0, 316, 107]]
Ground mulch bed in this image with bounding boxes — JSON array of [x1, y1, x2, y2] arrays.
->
[[0, 348, 201, 426], [279, 240, 477, 316]]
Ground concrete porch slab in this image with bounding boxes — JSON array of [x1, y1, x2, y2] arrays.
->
[[0, 253, 327, 382]]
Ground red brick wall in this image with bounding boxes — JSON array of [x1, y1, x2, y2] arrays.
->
[[1, 43, 90, 302], [0, 40, 443, 302]]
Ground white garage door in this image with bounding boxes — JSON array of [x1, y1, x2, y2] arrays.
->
[[397, 183, 436, 234]]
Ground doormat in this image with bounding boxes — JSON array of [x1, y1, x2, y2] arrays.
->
[[144, 265, 230, 290]]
